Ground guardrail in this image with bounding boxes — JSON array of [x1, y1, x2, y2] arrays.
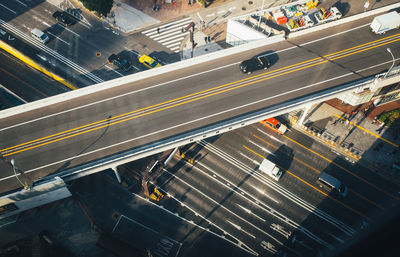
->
[[2, 2, 399, 120], [43, 73, 400, 182]]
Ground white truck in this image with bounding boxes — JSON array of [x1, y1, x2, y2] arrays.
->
[[259, 159, 282, 181], [370, 11, 400, 34]]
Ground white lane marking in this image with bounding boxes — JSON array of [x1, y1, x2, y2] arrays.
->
[[270, 223, 292, 239], [229, 6, 237, 11], [206, 13, 215, 17], [329, 233, 345, 244], [196, 151, 280, 205], [0, 23, 382, 131], [142, 17, 192, 35], [47, 32, 70, 45], [164, 192, 259, 256], [238, 204, 266, 222], [0, 85, 27, 103], [163, 167, 283, 244], [64, 27, 80, 37], [248, 139, 274, 155], [170, 47, 180, 52], [217, 10, 225, 14], [105, 65, 124, 76], [260, 241, 277, 254], [164, 41, 181, 48], [158, 34, 185, 43], [226, 220, 256, 239], [0, 3, 17, 14], [149, 28, 188, 40], [299, 23, 371, 47], [118, 193, 258, 256], [256, 128, 284, 143], [199, 141, 353, 241], [239, 152, 260, 166], [16, 0, 27, 7], [0, 71, 354, 164], [0, 20, 103, 83]]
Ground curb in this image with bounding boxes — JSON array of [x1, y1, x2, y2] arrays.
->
[[291, 122, 361, 162], [0, 41, 77, 91]]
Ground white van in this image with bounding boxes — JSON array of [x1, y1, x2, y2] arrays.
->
[[317, 172, 348, 198], [259, 159, 282, 181], [31, 28, 49, 43]]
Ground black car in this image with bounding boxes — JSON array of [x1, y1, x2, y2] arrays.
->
[[52, 11, 76, 26], [239, 56, 270, 74], [108, 54, 132, 71]]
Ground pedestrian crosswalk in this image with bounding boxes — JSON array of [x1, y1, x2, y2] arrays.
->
[[141, 17, 193, 53]]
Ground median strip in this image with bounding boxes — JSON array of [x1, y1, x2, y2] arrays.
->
[[0, 40, 77, 90]]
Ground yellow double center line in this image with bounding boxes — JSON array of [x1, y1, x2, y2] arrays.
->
[[2, 33, 400, 157]]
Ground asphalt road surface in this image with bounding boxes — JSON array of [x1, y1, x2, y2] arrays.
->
[[0, 48, 70, 109], [0, 16, 399, 193], [154, 122, 400, 256]]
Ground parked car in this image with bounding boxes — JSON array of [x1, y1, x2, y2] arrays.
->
[[52, 11, 76, 26], [260, 117, 287, 134], [138, 54, 162, 69], [239, 56, 270, 74], [108, 54, 132, 71]]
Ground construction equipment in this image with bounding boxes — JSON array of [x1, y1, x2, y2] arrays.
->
[[314, 7, 342, 23], [286, 15, 314, 32], [150, 187, 164, 201], [306, 0, 319, 10]]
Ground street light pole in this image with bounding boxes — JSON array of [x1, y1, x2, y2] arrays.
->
[[10, 159, 27, 189], [384, 48, 395, 78]]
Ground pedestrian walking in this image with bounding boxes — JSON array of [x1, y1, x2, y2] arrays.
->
[[204, 36, 208, 43], [188, 0, 191, 6], [157, 27, 160, 34], [207, 36, 211, 42]]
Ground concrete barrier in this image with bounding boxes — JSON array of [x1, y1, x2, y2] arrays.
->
[[0, 33, 285, 120], [1, 2, 400, 120]]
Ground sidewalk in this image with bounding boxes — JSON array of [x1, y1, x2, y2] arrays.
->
[[291, 100, 400, 185]]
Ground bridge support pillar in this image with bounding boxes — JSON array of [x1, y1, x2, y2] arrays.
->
[[111, 167, 121, 184], [164, 147, 179, 166], [297, 104, 312, 125]]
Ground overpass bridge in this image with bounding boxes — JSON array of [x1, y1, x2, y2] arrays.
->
[[1, 6, 400, 219]]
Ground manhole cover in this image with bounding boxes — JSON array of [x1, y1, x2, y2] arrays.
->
[[242, 7, 246, 11]]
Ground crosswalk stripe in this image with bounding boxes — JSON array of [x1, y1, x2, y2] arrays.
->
[[164, 41, 181, 48], [151, 30, 188, 41], [158, 34, 185, 44], [142, 17, 192, 35], [142, 17, 193, 53], [146, 20, 193, 37]]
